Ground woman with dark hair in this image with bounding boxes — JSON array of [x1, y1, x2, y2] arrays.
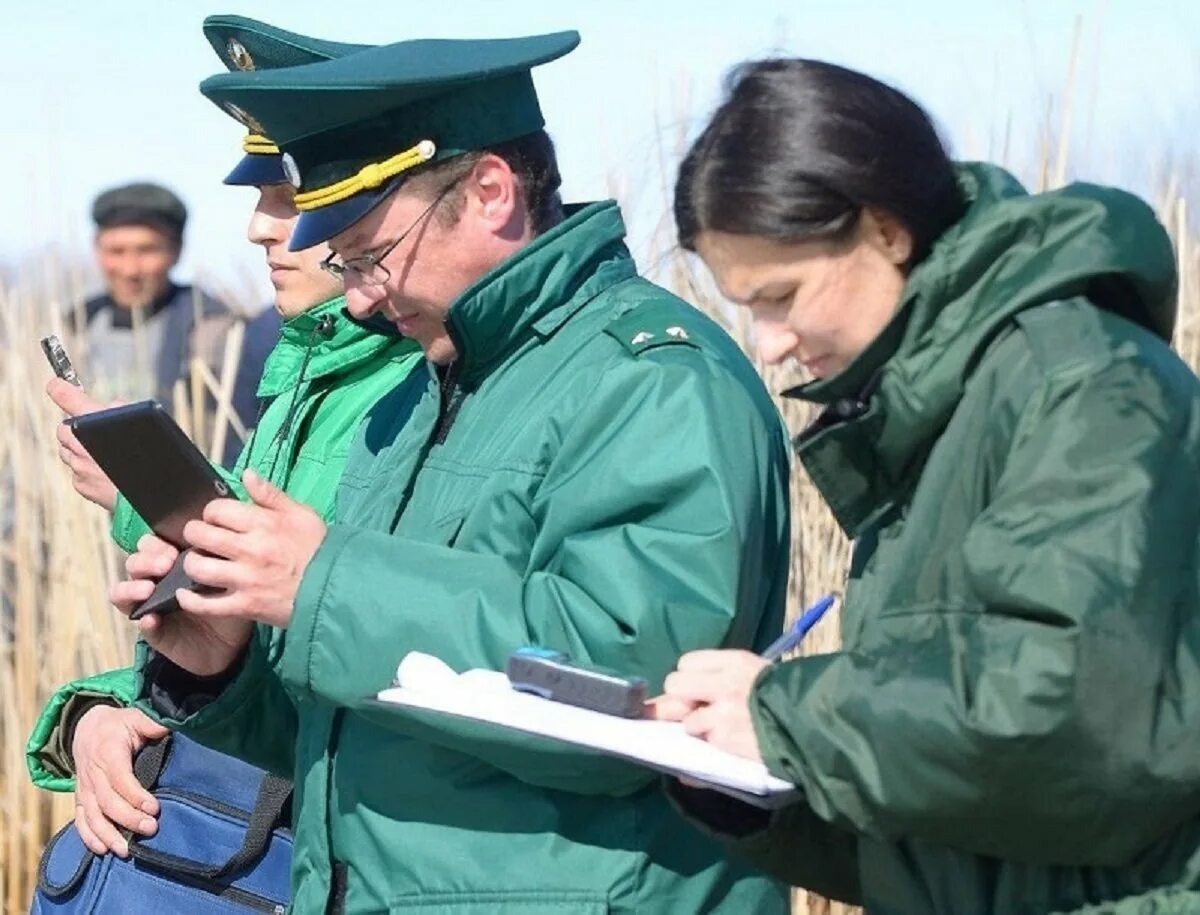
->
[[656, 58, 1200, 914]]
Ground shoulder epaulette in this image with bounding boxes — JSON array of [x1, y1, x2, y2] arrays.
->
[[603, 299, 703, 357]]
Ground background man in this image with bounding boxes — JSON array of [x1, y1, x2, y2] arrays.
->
[[81, 180, 249, 462]]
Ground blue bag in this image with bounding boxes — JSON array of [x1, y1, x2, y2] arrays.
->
[[32, 735, 292, 914]]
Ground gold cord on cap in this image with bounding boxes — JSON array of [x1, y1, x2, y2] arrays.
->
[[293, 140, 436, 211], [242, 134, 280, 155]]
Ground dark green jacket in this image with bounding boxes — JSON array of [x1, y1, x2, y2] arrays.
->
[[680, 162, 1200, 914], [26, 296, 421, 790], [135, 202, 794, 913]]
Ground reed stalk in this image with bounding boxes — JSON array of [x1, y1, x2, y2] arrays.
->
[[0, 265, 249, 910]]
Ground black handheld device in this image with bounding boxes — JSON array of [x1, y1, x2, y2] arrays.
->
[[40, 334, 81, 386], [68, 400, 234, 619], [506, 647, 648, 718]]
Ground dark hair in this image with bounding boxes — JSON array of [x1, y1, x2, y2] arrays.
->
[[675, 59, 964, 264], [92, 181, 187, 248], [412, 130, 564, 235]]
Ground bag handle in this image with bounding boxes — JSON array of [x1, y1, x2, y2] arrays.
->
[[214, 772, 292, 878], [132, 734, 172, 788], [129, 737, 292, 880]]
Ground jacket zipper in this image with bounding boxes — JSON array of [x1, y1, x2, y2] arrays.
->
[[153, 788, 286, 826], [189, 875, 284, 913], [433, 361, 464, 445], [387, 360, 465, 531], [259, 313, 336, 483], [131, 789, 289, 912]]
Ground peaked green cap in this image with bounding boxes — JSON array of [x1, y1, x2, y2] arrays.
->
[[202, 15, 371, 186], [199, 30, 579, 246]]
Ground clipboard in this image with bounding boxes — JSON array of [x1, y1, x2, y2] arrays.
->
[[365, 653, 800, 809]]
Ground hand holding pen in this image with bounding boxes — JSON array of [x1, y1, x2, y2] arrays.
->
[[647, 594, 837, 761], [759, 593, 836, 661]]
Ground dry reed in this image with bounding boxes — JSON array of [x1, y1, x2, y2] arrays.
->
[[3, 62, 1200, 915], [0, 265, 248, 911], [3, 204, 1198, 915]]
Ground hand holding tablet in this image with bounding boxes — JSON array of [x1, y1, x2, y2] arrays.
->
[[68, 401, 237, 619]]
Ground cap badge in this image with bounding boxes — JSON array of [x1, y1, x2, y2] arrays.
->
[[281, 153, 302, 187], [226, 38, 256, 72]]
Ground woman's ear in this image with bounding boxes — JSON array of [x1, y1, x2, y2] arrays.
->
[[862, 207, 913, 267]]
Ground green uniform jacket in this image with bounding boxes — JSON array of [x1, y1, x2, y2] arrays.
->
[[677, 163, 1200, 914], [136, 202, 793, 914], [26, 296, 422, 790]]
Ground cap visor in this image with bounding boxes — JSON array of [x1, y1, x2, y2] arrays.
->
[[223, 154, 288, 187], [287, 180, 397, 250]]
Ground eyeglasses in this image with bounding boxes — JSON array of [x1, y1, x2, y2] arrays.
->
[[320, 180, 459, 287]]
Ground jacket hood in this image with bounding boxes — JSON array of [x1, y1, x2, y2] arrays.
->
[[791, 161, 1178, 536], [798, 162, 1178, 407]]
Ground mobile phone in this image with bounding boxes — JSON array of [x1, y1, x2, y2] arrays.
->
[[40, 334, 81, 386], [506, 647, 648, 718]]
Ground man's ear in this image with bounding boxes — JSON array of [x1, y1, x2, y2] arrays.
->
[[862, 207, 913, 267], [464, 154, 522, 233]]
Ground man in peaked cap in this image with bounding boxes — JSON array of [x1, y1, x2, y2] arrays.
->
[[113, 30, 793, 914], [208, 16, 373, 426], [30, 16, 420, 896]]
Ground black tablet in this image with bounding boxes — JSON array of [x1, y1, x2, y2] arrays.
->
[[68, 400, 234, 549]]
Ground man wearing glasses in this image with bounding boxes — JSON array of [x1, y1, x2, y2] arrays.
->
[[111, 31, 792, 914]]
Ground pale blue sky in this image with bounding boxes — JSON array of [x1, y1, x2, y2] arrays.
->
[[3, 1, 1197, 306]]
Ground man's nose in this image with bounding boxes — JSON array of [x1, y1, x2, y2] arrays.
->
[[248, 214, 283, 247], [115, 256, 144, 279], [343, 281, 384, 319]]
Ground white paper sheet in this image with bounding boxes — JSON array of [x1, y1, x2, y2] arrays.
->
[[372, 652, 797, 805]]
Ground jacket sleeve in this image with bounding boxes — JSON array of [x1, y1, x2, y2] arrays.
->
[[281, 348, 791, 795], [110, 462, 247, 554], [666, 781, 862, 903], [26, 667, 136, 792], [132, 624, 297, 779], [751, 354, 1200, 866]]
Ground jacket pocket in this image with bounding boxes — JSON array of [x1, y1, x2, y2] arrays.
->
[[389, 889, 607, 913], [430, 511, 467, 549]]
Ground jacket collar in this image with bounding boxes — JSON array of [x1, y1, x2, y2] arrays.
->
[[258, 296, 415, 397], [445, 200, 635, 380], [92, 282, 184, 329]]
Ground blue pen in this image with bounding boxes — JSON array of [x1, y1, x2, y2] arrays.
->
[[760, 593, 836, 661]]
